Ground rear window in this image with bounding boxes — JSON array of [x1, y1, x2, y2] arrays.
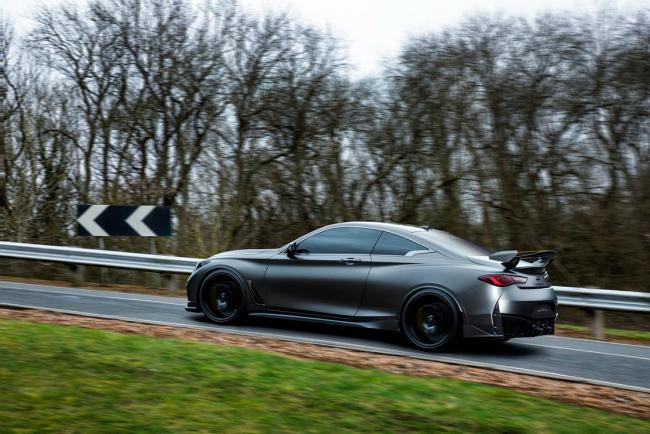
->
[[372, 232, 426, 255], [413, 230, 492, 256]]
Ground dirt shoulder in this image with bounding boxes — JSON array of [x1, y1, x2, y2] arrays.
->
[[0, 306, 647, 419]]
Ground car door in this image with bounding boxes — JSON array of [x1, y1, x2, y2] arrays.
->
[[263, 227, 381, 317], [359, 231, 436, 318]]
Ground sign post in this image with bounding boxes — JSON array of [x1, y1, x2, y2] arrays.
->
[[76, 205, 173, 289]]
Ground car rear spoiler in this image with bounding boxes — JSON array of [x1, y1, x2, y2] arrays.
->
[[489, 250, 557, 271]]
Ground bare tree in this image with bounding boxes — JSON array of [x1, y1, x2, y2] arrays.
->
[[4, 1, 649, 290]]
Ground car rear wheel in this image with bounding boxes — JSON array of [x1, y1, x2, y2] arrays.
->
[[401, 292, 459, 351], [199, 277, 245, 324]]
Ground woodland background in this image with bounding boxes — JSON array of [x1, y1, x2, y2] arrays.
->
[[1, 0, 649, 291]]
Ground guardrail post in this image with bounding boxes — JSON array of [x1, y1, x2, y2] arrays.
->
[[69, 265, 85, 287], [150, 272, 162, 289], [587, 309, 605, 340], [163, 274, 177, 292], [149, 239, 162, 288], [98, 238, 109, 284]]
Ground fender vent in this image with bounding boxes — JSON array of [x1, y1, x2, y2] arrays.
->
[[247, 280, 265, 305]]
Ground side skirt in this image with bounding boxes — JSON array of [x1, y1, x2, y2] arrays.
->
[[247, 311, 398, 331]]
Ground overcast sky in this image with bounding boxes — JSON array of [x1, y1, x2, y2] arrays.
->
[[2, 0, 649, 77]]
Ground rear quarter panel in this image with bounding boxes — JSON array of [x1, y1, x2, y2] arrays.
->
[[359, 253, 502, 330]]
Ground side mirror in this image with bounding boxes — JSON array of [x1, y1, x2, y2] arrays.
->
[[286, 242, 298, 259]]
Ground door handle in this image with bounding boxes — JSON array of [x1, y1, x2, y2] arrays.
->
[[339, 258, 362, 265]]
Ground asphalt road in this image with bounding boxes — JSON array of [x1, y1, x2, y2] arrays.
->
[[1, 280, 649, 392]]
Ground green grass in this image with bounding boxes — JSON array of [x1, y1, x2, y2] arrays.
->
[[557, 323, 650, 342], [0, 320, 648, 434]]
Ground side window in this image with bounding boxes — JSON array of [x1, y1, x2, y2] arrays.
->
[[372, 232, 427, 255], [297, 228, 381, 254]]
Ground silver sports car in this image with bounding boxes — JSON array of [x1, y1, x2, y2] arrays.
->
[[186, 222, 557, 350]]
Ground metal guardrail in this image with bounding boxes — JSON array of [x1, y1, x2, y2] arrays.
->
[[0, 241, 199, 274], [0, 241, 648, 338], [1, 241, 648, 311], [554, 286, 650, 313]]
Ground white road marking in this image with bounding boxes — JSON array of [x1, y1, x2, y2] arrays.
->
[[0, 285, 184, 306], [544, 335, 650, 349], [516, 342, 650, 361]]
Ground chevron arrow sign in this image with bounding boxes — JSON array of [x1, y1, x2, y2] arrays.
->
[[77, 205, 172, 237]]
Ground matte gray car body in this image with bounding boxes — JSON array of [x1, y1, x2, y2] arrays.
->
[[185, 222, 557, 343]]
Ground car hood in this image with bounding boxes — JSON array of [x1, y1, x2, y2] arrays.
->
[[208, 249, 279, 259]]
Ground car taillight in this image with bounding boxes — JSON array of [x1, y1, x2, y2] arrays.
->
[[478, 274, 527, 287]]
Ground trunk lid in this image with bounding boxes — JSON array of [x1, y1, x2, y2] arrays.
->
[[513, 259, 552, 288], [468, 250, 556, 288]]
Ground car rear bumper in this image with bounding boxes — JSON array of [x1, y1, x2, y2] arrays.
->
[[463, 285, 557, 339], [496, 286, 557, 338]]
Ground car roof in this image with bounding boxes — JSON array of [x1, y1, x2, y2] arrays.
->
[[325, 221, 426, 235]]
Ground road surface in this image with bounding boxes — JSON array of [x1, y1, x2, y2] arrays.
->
[[1, 280, 648, 392]]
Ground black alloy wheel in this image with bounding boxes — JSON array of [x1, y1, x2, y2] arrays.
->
[[402, 292, 458, 350], [200, 279, 245, 324]]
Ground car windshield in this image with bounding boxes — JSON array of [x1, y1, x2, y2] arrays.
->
[[413, 230, 493, 256]]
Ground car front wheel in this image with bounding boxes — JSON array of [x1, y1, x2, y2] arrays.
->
[[199, 276, 245, 324]]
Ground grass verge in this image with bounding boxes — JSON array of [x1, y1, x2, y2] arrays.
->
[[557, 323, 650, 343], [1, 319, 648, 433]]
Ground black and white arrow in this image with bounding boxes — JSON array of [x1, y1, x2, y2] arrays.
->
[[76, 205, 172, 237], [77, 205, 110, 237], [125, 206, 156, 236]]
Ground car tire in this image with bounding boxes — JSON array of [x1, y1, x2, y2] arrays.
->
[[199, 275, 246, 324], [401, 291, 459, 351]]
